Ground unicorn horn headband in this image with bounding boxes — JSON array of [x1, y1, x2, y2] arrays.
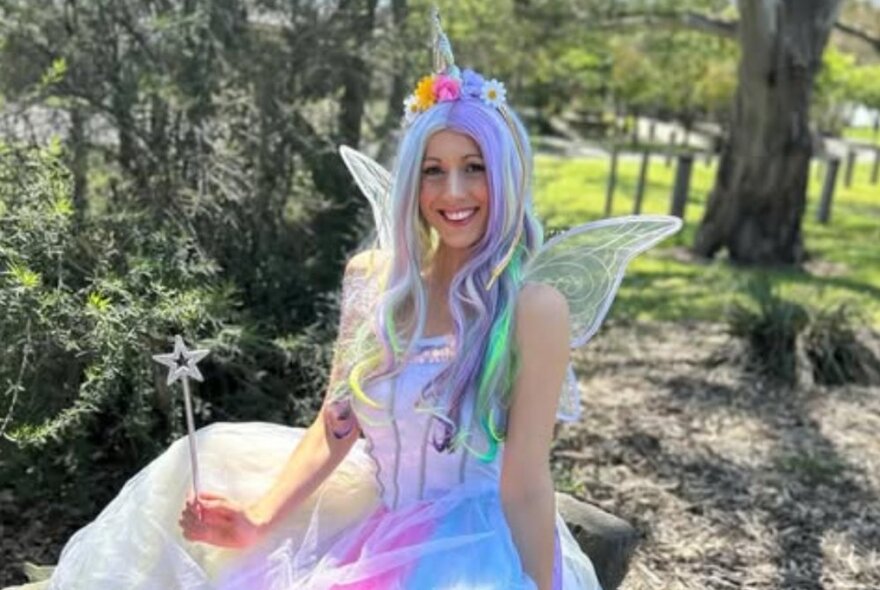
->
[[404, 7, 527, 291]]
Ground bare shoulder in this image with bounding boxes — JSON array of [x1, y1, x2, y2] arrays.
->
[[345, 249, 391, 276], [515, 282, 570, 340]]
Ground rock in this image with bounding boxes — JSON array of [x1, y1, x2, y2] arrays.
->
[[556, 492, 639, 590]]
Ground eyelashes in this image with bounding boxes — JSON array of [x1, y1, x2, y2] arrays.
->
[[422, 165, 443, 176], [421, 163, 485, 176]]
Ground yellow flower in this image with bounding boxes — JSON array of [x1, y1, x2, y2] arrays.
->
[[414, 75, 436, 110]]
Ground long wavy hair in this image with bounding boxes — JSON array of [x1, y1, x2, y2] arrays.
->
[[338, 98, 544, 462]]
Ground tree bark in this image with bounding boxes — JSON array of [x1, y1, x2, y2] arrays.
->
[[68, 106, 88, 220], [693, 0, 841, 265], [376, 0, 409, 166], [337, 0, 377, 147]]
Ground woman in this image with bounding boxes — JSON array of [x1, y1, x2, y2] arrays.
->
[[175, 107, 596, 588], [40, 11, 680, 590]]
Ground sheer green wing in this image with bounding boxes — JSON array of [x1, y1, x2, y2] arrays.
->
[[339, 145, 394, 251], [523, 215, 683, 420]]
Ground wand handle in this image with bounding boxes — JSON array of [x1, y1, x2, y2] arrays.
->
[[182, 378, 201, 500]]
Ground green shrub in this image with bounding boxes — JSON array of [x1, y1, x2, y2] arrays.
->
[[803, 303, 880, 386], [725, 276, 809, 383], [0, 144, 335, 509], [0, 143, 218, 450], [725, 276, 879, 386]]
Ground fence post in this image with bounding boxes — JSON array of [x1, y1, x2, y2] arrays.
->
[[633, 150, 650, 214], [665, 131, 677, 167], [604, 147, 618, 216], [844, 149, 856, 188], [872, 147, 879, 185], [817, 157, 840, 224], [669, 153, 693, 219]]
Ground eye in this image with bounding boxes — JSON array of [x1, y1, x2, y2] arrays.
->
[[422, 165, 444, 176], [465, 162, 485, 174]]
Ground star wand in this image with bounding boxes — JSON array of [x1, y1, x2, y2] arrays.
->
[[153, 335, 210, 502]]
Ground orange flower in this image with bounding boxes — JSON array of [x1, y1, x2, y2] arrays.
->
[[414, 75, 436, 110]]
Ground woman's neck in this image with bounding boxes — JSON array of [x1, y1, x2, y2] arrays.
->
[[415, 245, 471, 337], [423, 243, 470, 289]]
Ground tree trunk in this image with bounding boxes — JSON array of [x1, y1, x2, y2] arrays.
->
[[68, 106, 88, 220], [693, 0, 841, 265], [337, 0, 377, 147], [376, 0, 409, 166]]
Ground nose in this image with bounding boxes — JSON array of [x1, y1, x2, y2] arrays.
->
[[446, 168, 466, 200]]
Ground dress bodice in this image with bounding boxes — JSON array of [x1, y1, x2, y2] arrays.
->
[[352, 334, 503, 510]]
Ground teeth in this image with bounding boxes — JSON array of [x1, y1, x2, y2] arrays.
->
[[442, 208, 477, 221]]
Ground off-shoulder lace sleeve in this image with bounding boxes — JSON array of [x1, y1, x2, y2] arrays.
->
[[322, 258, 381, 439]]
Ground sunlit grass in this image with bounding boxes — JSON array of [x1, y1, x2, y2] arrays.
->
[[842, 126, 879, 145], [533, 153, 880, 326]]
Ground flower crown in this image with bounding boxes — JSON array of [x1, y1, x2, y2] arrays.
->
[[403, 69, 507, 126], [401, 10, 508, 127]]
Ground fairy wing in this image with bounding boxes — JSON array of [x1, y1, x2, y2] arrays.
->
[[523, 215, 683, 421], [339, 145, 394, 251]]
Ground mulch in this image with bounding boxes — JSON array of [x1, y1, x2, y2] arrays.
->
[[555, 320, 880, 590]]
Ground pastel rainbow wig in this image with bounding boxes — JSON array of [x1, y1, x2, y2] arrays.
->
[[337, 93, 545, 463]]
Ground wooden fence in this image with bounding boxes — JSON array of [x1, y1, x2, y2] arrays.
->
[[600, 144, 877, 226]]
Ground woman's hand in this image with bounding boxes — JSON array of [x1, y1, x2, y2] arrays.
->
[[178, 491, 265, 549]]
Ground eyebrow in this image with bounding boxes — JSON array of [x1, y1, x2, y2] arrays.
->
[[423, 154, 484, 162]]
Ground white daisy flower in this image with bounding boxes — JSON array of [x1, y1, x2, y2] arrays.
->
[[403, 94, 420, 125], [480, 79, 507, 108]]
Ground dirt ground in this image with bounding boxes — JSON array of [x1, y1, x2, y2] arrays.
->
[[556, 320, 880, 590], [3, 320, 879, 589]]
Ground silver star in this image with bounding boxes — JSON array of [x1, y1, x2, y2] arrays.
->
[[152, 335, 210, 385]]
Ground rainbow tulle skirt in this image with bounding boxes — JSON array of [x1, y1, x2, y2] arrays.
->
[[47, 422, 600, 589]]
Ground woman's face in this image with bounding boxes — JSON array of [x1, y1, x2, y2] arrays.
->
[[418, 129, 490, 251]]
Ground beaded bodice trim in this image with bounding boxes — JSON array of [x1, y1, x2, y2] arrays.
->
[[410, 335, 456, 364]]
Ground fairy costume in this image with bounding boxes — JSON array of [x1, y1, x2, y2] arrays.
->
[[28, 9, 683, 590]]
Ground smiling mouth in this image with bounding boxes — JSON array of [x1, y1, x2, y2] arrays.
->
[[440, 207, 478, 221]]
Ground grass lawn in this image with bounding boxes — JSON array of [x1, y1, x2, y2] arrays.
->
[[843, 126, 879, 145], [533, 153, 880, 327]]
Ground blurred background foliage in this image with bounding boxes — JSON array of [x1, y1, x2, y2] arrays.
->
[[0, 0, 878, 521]]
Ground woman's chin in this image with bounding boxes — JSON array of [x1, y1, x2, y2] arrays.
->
[[437, 234, 481, 251]]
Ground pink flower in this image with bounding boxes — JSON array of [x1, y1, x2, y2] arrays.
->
[[432, 75, 461, 102]]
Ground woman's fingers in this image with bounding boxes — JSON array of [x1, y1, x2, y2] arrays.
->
[[179, 514, 202, 537], [180, 519, 230, 548], [196, 496, 236, 515], [179, 514, 204, 540], [181, 505, 234, 532], [196, 491, 233, 510], [183, 490, 227, 512], [178, 492, 253, 548], [182, 495, 234, 518], [180, 513, 227, 543]]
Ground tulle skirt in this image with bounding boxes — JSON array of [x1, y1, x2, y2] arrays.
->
[[46, 422, 600, 589]]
